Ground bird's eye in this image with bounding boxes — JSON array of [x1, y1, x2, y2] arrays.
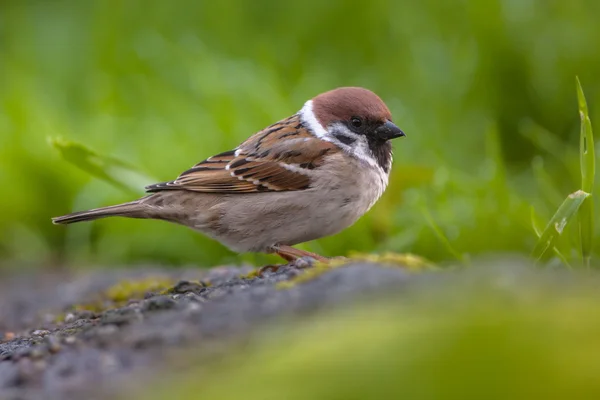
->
[[351, 117, 363, 128]]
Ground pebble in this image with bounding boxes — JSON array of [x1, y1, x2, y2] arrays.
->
[[63, 336, 77, 345], [171, 280, 207, 295], [184, 292, 205, 303], [64, 313, 76, 323], [100, 308, 143, 326], [142, 296, 177, 312], [28, 345, 48, 360], [205, 288, 227, 300], [44, 336, 62, 354]]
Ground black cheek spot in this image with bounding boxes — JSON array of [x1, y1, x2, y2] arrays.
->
[[333, 133, 356, 146]]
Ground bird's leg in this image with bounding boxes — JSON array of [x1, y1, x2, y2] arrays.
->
[[274, 245, 330, 263], [256, 245, 329, 277]]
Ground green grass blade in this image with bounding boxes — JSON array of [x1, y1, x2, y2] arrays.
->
[[49, 137, 155, 195], [421, 206, 468, 264], [530, 206, 572, 268], [579, 197, 593, 267], [530, 206, 542, 237], [576, 78, 595, 266], [532, 190, 590, 262], [576, 77, 595, 193]]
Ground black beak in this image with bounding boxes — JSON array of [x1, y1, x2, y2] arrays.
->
[[375, 120, 406, 141]]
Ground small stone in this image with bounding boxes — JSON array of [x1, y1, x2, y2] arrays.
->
[[171, 280, 206, 295], [64, 313, 76, 323], [28, 345, 47, 360], [2, 332, 15, 341], [294, 257, 316, 269], [31, 330, 50, 337], [142, 296, 177, 312], [205, 288, 227, 300], [63, 336, 77, 345], [184, 292, 205, 303], [44, 336, 62, 353], [100, 308, 142, 326]]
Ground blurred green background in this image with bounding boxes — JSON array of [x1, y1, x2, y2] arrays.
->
[[1, 0, 599, 268]]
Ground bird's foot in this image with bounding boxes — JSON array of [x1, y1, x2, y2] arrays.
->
[[256, 256, 317, 277], [273, 244, 329, 263]]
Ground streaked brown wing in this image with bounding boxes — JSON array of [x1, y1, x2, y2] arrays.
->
[[145, 115, 337, 194]]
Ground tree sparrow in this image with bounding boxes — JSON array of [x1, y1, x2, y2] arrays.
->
[[53, 87, 405, 262]]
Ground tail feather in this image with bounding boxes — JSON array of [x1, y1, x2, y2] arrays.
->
[[52, 201, 144, 225]]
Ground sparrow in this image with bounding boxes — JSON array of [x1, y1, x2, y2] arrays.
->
[[53, 87, 405, 262]]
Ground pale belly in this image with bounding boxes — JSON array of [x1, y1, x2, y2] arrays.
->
[[204, 161, 389, 253]]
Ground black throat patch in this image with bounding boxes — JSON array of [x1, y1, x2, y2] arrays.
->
[[367, 139, 393, 173]]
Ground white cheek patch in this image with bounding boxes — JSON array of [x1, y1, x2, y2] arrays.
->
[[298, 100, 328, 139]]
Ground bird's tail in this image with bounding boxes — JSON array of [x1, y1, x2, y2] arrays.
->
[[52, 201, 145, 225]]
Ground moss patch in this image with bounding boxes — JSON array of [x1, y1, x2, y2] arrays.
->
[[238, 269, 263, 280], [105, 277, 175, 303], [60, 276, 177, 318], [277, 252, 435, 290]]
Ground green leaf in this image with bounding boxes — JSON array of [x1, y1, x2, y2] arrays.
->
[[530, 206, 571, 268], [49, 137, 156, 195], [579, 197, 594, 268], [532, 190, 590, 262], [576, 78, 595, 266], [576, 77, 595, 194]]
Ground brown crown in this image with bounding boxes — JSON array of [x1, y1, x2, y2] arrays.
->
[[311, 87, 392, 127]]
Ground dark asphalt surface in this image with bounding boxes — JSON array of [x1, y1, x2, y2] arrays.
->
[[0, 261, 412, 400]]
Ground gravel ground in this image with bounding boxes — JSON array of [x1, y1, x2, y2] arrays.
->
[[0, 260, 412, 400]]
